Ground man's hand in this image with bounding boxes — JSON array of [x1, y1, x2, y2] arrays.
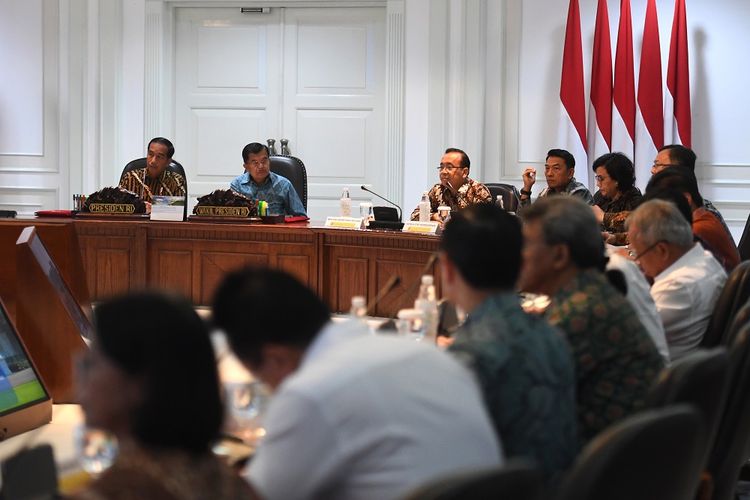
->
[[592, 204, 605, 224], [522, 168, 536, 191]]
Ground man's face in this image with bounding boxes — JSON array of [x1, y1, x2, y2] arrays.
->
[[438, 152, 468, 191], [244, 150, 271, 184], [651, 149, 677, 176], [545, 156, 574, 191], [627, 225, 667, 279], [146, 142, 170, 178], [518, 220, 558, 295]]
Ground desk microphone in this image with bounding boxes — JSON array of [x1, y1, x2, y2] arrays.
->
[[365, 275, 402, 316], [360, 185, 403, 222]]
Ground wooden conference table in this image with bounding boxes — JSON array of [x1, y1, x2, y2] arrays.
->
[[0, 217, 441, 319]]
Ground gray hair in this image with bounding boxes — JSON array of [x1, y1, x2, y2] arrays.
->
[[522, 196, 606, 270], [626, 199, 693, 248]]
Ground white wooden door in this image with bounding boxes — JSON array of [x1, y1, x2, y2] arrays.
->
[[174, 6, 386, 219]]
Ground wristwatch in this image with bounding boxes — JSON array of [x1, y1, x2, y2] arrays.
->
[[520, 189, 532, 196]]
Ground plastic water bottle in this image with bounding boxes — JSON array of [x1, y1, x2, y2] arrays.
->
[[496, 194, 505, 210], [415, 275, 438, 342], [418, 192, 430, 222], [350, 296, 367, 319], [340, 187, 351, 217]]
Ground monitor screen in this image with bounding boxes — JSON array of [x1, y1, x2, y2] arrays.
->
[[0, 300, 49, 415]]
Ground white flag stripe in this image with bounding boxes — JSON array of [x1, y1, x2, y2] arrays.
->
[[634, 106, 657, 191], [611, 109, 634, 161], [559, 103, 590, 188]]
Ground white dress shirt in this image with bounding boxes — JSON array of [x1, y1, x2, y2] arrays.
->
[[607, 252, 671, 364], [651, 243, 727, 361], [247, 320, 503, 500]]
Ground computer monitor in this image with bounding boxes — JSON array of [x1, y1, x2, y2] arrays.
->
[[0, 297, 52, 441], [15, 226, 90, 403]]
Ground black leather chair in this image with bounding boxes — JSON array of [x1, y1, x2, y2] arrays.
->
[[645, 347, 730, 472], [485, 183, 521, 213], [737, 211, 750, 261], [723, 300, 750, 347], [701, 261, 750, 348], [704, 324, 750, 500], [269, 154, 308, 211], [120, 158, 188, 220], [555, 405, 707, 500], [402, 461, 542, 500]]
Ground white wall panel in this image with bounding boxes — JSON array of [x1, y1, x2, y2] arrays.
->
[[197, 26, 263, 89], [298, 26, 368, 90], [296, 110, 369, 178]]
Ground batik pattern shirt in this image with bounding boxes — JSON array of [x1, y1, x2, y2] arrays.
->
[[449, 293, 578, 478], [546, 269, 664, 445], [230, 171, 306, 216], [593, 186, 643, 240], [119, 167, 186, 203], [409, 178, 491, 220], [520, 177, 594, 207]]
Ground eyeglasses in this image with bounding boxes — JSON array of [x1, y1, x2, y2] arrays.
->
[[437, 165, 463, 172], [628, 240, 664, 261], [594, 175, 607, 182], [652, 162, 680, 169]]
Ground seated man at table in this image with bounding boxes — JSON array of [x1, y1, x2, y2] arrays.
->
[[518, 197, 663, 445], [230, 142, 306, 216], [213, 267, 502, 500], [627, 199, 727, 361], [118, 137, 187, 204], [409, 147, 491, 221], [519, 149, 594, 207], [440, 203, 577, 478]]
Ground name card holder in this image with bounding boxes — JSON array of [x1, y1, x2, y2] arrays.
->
[[402, 221, 440, 234], [324, 216, 364, 230]]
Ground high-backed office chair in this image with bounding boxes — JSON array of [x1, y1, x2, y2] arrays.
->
[[555, 405, 707, 500], [701, 261, 750, 348], [402, 461, 542, 500], [119, 158, 188, 221], [485, 183, 521, 213], [269, 155, 308, 211]]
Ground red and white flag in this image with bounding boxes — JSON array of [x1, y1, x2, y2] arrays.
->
[[587, 0, 612, 170], [612, 0, 636, 163], [635, 0, 663, 188], [665, 0, 691, 147], [559, 0, 589, 186]]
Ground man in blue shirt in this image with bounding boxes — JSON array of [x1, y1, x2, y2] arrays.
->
[[230, 142, 307, 216]]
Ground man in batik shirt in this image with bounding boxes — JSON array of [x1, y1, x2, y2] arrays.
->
[[519, 148, 593, 207], [409, 148, 491, 221], [518, 196, 663, 445], [119, 137, 186, 204]]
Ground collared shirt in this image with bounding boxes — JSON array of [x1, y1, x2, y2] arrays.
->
[[119, 167, 186, 203], [651, 243, 727, 361], [546, 269, 664, 444], [248, 320, 502, 500], [703, 198, 731, 235], [520, 177, 594, 207], [409, 178, 492, 220], [230, 171, 306, 216], [448, 292, 578, 478]]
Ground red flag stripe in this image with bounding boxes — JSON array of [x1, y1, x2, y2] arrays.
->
[[614, 0, 636, 140], [590, 0, 612, 150], [561, 0, 588, 151], [667, 0, 691, 147], [637, 0, 664, 150]]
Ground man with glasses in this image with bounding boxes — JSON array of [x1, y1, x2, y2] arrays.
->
[[627, 199, 726, 361], [519, 148, 593, 207], [409, 148, 491, 221], [230, 142, 306, 216]]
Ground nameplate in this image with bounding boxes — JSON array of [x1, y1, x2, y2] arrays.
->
[[402, 221, 439, 234], [150, 196, 185, 221], [324, 217, 363, 229], [88, 203, 135, 214], [194, 206, 250, 217]]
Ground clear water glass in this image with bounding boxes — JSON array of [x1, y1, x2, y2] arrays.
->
[[224, 381, 271, 446], [74, 425, 118, 476]]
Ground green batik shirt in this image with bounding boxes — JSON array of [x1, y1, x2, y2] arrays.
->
[[449, 292, 578, 478], [546, 269, 664, 445]]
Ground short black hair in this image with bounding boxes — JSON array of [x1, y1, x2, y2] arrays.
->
[[546, 149, 576, 170], [242, 142, 270, 164], [148, 137, 174, 159], [440, 203, 522, 290], [444, 148, 471, 171], [93, 292, 222, 454], [659, 144, 697, 171], [646, 167, 703, 208], [592, 152, 636, 192], [212, 267, 330, 367], [640, 188, 694, 225]]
